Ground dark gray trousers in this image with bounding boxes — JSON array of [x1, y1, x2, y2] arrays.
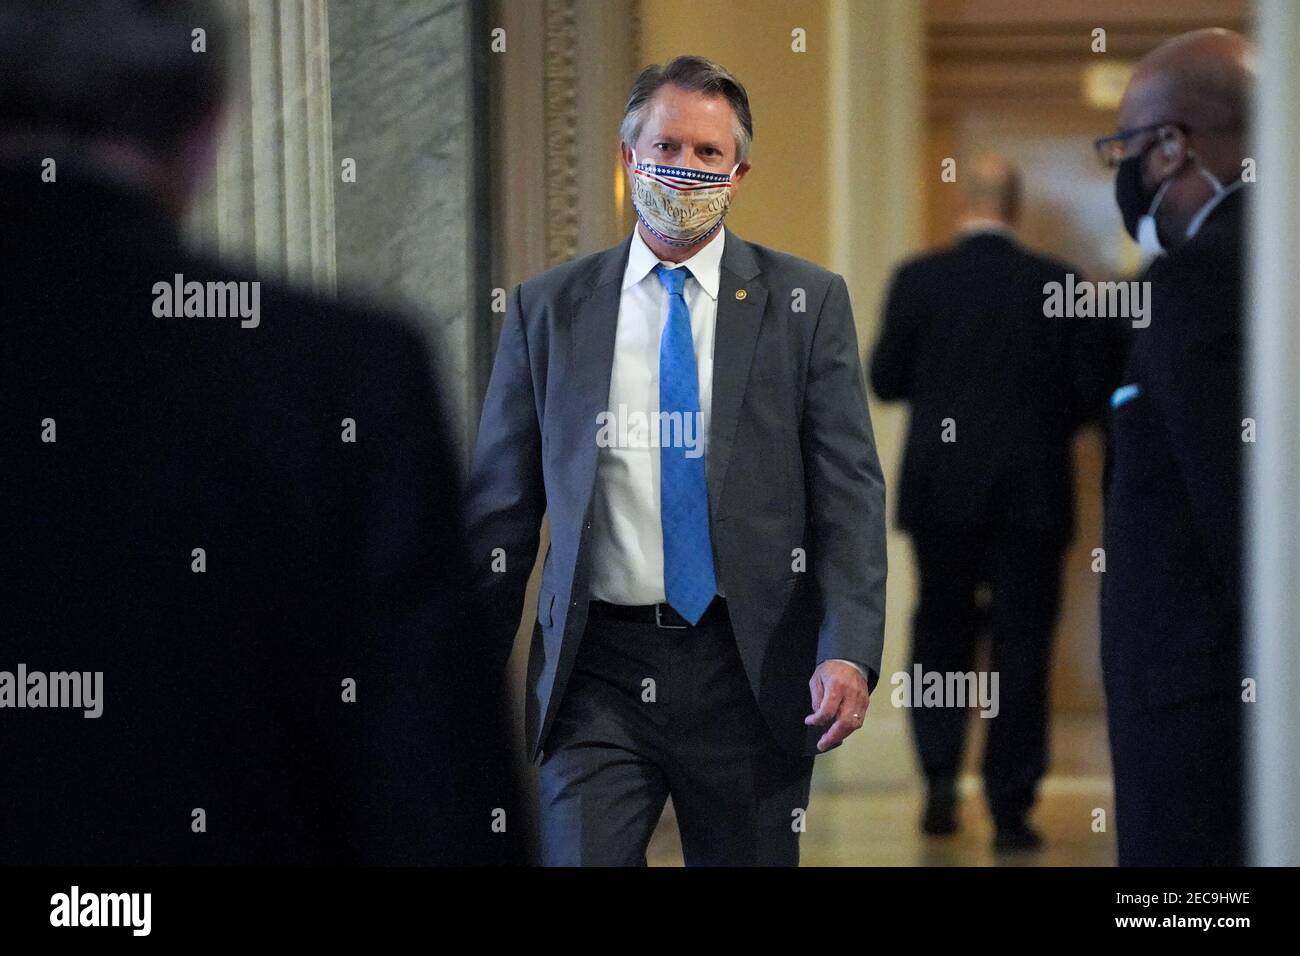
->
[[538, 605, 815, 866]]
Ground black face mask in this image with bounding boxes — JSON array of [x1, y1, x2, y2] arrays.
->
[[1114, 150, 1158, 241]]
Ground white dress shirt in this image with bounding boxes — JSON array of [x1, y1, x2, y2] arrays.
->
[[585, 226, 867, 681], [588, 226, 723, 605]]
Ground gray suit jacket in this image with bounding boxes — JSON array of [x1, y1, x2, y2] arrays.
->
[[467, 230, 887, 761]]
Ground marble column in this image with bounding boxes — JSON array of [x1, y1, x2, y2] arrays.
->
[[823, 0, 925, 791], [189, 0, 337, 292], [191, 0, 492, 455], [1247, 0, 1300, 867], [328, 0, 493, 458], [826, 0, 925, 312]]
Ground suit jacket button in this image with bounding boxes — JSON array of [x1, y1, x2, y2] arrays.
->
[[735, 289, 747, 300]]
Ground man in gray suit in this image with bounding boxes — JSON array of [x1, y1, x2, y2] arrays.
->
[[467, 55, 887, 866]]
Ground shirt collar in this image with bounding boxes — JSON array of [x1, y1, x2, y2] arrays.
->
[[1186, 179, 1247, 240], [956, 217, 1016, 240], [622, 225, 726, 300]]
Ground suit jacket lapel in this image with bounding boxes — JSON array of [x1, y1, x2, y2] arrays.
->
[[567, 236, 632, 515], [708, 233, 766, 517], [563, 231, 765, 524]]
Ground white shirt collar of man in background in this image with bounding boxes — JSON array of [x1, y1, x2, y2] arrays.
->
[[1185, 177, 1246, 241], [955, 216, 1016, 241]]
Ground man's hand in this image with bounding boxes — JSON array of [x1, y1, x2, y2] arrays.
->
[[804, 660, 870, 752]]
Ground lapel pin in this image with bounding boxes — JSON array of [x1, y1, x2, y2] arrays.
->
[[735, 289, 748, 301]]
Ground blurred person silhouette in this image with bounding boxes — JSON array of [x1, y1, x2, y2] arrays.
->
[[1094, 28, 1253, 866], [870, 155, 1111, 851], [0, 0, 520, 864]]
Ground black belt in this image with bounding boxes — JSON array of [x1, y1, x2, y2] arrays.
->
[[588, 597, 727, 629]]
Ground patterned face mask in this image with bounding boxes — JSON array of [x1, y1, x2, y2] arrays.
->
[[630, 150, 739, 247]]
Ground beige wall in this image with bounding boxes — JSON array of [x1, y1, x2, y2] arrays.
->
[[639, 0, 833, 267]]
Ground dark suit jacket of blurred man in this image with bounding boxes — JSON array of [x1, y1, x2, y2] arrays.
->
[[1100, 187, 1248, 866], [872, 230, 1113, 540], [467, 231, 888, 764], [870, 228, 1113, 829], [0, 166, 520, 865]]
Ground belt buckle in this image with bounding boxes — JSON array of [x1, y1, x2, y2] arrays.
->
[[654, 604, 689, 630]]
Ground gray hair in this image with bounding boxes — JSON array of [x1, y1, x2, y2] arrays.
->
[[0, 0, 228, 157], [620, 55, 753, 163]]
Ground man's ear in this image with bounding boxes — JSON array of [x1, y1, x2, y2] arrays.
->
[[1152, 125, 1188, 176], [730, 158, 752, 189]]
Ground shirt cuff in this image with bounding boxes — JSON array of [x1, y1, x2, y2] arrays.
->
[[825, 658, 870, 681]]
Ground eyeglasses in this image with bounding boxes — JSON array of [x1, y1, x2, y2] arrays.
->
[[1092, 122, 1187, 168]]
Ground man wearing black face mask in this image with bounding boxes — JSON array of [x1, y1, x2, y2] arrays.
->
[[1094, 28, 1254, 866]]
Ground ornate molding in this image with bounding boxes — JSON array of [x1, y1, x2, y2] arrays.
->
[[543, 0, 580, 267], [630, 0, 641, 71]]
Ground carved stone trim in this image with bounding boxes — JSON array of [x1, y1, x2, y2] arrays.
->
[[543, 0, 580, 267]]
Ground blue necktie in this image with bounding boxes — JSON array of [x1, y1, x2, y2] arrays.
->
[[653, 263, 718, 624]]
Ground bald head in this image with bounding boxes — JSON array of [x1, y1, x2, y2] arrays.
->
[[1110, 28, 1255, 250], [1120, 28, 1254, 134], [959, 153, 1021, 226]]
